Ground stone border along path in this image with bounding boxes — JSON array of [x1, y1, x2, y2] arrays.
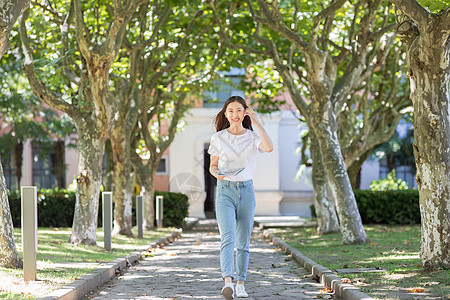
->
[[82, 222, 335, 300], [39, 231, 182, 300], [263, 230, 375, 300]]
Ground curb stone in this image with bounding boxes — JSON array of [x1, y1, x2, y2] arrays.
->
[[39, 230, 182, 300], [263, 230, 375, 300]]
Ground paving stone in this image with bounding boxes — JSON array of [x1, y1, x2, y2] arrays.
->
[[84, 224, 333, 300]]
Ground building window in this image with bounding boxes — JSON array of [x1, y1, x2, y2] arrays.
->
[[156, 157, 168, 175], [1, 152, 17, 190], [203, 68, 246, 108], [32, 143, 61, 188]]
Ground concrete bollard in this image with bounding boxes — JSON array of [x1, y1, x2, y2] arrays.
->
[[102, 192, 112, 251], [136, 195, 143, 238], [156, 195, 163, 228], [21, 186, 37, 281]]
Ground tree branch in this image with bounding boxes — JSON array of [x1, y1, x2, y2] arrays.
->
[[73, 0, 91, 60], [389, 0, 431, 30], [32, 0, 64, 25], [19, 9, 79, 119]]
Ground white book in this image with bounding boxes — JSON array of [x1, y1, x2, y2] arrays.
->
[[216, 167, 245, 176]]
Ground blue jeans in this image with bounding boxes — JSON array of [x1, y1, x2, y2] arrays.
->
[[215, 179, 256, 281]]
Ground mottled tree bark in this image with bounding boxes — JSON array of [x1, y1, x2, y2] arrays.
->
[[310, 133, 340, 234], [0, 0, 30, 57], [212, 0, 402, 243], [347, 148, 372, 189], [70, 127, 106, 244], [0, 0, 29, 269], [133, 158, 158, 230], [19, 0, 143, 244], [391, 0, 450, 270], [110, 131, 134, 236], [0, 160, 22, 268], [14, 141, 22, 187]]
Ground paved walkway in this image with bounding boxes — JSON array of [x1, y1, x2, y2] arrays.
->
[[84, 221, 330, 299]]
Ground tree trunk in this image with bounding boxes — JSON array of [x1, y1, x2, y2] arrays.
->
[[0, 158, 22, 268], [110, 132, 133, 236], [69, 129, 106, 245], [103, 139, 114, 192], [14, 141, 22, 188], [0, 0, 29, 269], [310, 134, 340, 234], [312, 108, 370, 244], [0, 0, 30, 57], [406, 30, 450, 270], [52, 140, 65, 188], [347, 148, 373, 189], [135, 162, 157, 230]]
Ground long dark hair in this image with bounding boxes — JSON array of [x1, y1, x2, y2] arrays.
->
[[214, 96, 253, 132]]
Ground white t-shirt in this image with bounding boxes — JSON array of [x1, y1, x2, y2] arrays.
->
[[208, 129, 262, 181]]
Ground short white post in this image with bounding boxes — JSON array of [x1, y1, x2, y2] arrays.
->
[[136, 195, 143, 238], [102, 192, 112, 251], [156, 195, 163, 228], [21, 186, 37, 281]]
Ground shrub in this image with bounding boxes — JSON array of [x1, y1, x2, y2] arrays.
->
[[369, 170, 409, 191], [8, 189, 75, 228], [354, 189, 420, 224], [154, 191, 189, 227], [8, 189, 189, 228], [310, 189, 420, 225]]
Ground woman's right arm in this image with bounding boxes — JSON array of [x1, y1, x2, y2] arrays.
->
[[210, 155, 225, 180]]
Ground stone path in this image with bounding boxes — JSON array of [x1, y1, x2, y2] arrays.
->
[[84, 222, 331, 299]]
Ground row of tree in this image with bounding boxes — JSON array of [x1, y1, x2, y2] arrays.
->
[[0, 0, 449, 271]]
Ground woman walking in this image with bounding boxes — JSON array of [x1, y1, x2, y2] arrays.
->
[[208, 96, 273, 299]]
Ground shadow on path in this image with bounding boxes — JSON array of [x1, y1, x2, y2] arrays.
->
[[84, 220, 331, 299]]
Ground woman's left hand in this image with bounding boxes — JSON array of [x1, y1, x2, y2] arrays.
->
[[245, 107, 258, 123]]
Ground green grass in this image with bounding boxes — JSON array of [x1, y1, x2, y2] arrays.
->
[[0, 227, 175, 299], [273, 225, 450, 299]]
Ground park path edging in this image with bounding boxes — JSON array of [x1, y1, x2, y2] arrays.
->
[[39, 230, 182, 300], [263, 230, 375, 300]]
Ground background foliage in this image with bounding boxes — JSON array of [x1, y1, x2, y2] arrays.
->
[[8, 189, 189, 228]]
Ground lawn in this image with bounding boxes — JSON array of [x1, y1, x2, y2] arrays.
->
[[272, 225, 450, 299], [0, 227, 175, 300]]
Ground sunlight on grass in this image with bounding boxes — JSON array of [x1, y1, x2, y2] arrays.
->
[[0, 226, 175, 299], [274, 225, 450, 299]]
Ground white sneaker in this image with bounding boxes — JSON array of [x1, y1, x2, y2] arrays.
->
[[235, 284, 248, 298], [221, 282, 235, 299]]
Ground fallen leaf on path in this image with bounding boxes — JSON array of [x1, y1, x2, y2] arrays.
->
[[408, 287, 425, 293], [341, 250, 349, 253], [416, 264, 423, 267], [142, 294, 147, 296], [321, 287, 333, 293], [399, 264, 408, 267], [195, 240, 200, 246], [424, 282, 440, 286], [341, 278, 352, 284], [284, 257, 292, 261], [53, 227, 59, 231], [209, 232, 214, 235]]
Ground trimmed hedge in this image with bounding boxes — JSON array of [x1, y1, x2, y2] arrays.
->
[[8, 189, 189, 228], [310, 189, 420, 225], [354, 189, 420, 224]]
